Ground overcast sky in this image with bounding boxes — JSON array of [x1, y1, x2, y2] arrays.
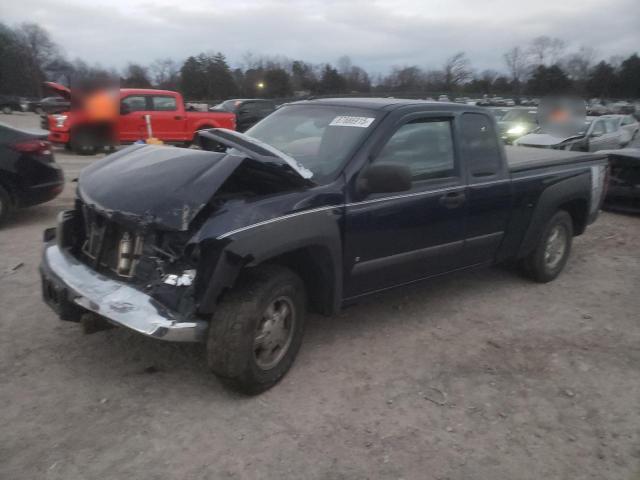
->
[[2, 0, 639, 74]]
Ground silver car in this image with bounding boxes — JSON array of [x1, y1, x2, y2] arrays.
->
[[515, 116, 624, 152], [618, 114, 639, 145]]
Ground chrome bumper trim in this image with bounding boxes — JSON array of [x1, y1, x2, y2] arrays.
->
[[41, 244, 207, 342]]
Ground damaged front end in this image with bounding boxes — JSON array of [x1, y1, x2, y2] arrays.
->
[[40, 141, 312, 342], [40, 203, 211, 341]]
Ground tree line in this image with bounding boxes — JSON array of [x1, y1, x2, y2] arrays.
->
[[1, 21, 639, 101]]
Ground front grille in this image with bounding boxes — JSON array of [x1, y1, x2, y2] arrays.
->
[[78, 201, 145, 279]]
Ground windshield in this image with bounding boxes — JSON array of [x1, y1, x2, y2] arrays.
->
[[502, 110, 537, 123], [244, 104, 381, 182]]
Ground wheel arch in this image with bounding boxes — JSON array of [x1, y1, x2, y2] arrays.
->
[[517, 172, 591, 259]]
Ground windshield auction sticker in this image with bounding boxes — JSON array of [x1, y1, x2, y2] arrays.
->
[[329, 116, 375, 128]]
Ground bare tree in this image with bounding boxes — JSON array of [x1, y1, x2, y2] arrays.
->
[[503, 46, 527, 95], [121, 63, 151, 88], [562, 46, 596, 82], [383, 65, 424, 91], [149, 58, 180, 89], [528, 36, 566, 66], [424, 69, 446, 90], [480, 69, 499, 84], [443, 52, 472, 92], [15, 23, 61, 95]]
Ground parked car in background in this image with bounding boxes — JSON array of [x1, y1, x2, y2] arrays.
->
[[43, 83, 236, 154], [497, 107, 538, 144], [515, 116, 624, 152], [618, 114, 639, 145], [0, 122, 64, 225], [40, 98, 608, 393], [437, 95, 450, 102], [210, 99, 276, 132], [487, 107, 510, 120], [0, 95, 23, 114], [587, 103, 609, 116], [599, 149, 640, 214], [609, 101, 636, 115], [29, 96, 70, 115]]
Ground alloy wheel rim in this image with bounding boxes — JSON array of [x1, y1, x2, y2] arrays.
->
[[544, 225, 567, 270], [253, 296, 295, 370]]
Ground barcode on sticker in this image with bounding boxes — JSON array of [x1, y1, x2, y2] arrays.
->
[[329, 116, 375, 128]]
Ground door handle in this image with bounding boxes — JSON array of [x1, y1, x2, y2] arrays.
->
[[174, 116, 183, 120], [439, 191, 466, 208]]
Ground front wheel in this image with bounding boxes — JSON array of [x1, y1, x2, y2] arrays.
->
[[2, 106, 12, 114], [521, 210, 573, 283], [207, 265, 306, 395]]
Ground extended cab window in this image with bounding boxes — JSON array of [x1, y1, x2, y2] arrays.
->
[[460, 113, 502, 177], [121, 95, 147, 112], [152, 96, 177, 111], [375, 120, 455, 181]]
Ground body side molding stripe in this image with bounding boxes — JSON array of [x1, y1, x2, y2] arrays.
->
[[216, 166, 592, 239]]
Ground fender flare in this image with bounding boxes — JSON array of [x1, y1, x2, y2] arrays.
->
[[517, 173, 590, 258], [196, 208, 343, 315]]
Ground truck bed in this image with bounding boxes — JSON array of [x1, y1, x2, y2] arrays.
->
[[505, 146, 606, 173]]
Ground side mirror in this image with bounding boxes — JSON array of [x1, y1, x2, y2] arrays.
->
[[590, 130, 603, 138], [357, 163, 412, 196], [120, 103, 130, 115]]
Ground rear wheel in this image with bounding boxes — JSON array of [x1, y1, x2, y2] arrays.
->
[[521, 210, 573, 283], [2, 106, 12, 114], [0, 184, 13, 226], [207, 265, 306, 395]]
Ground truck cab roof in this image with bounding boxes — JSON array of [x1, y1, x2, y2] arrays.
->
[[119, 88, 180, 97], [291, 97, 484, 113]]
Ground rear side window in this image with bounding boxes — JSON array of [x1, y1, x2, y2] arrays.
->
[[604, 119, 618, 133], [460, 113, 502, 177], [375, 120, 456, 181], [152, 96, 177, 111], [121, 95, 147, 112], [591, 120, 606, 135]]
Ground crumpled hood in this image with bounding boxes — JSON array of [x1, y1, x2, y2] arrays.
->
[[43, 81, 71, 100], [78, 145, 245, 231], [516, 132, 583, 147]]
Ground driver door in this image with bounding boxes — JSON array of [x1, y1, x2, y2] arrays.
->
[[118, 95, 148, 142], [343, 114, 467, 298]]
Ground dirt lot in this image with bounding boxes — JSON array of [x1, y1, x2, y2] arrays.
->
[[1, 112, 639, 480]]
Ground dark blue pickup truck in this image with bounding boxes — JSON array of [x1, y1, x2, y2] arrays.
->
[[40, 98, 608, 393]]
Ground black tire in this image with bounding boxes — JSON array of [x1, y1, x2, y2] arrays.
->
[[34, 107, 44, 115], [70, 129, 98, 155], [207, 264, 306, 395], [521, 210, 573, 283], [0, 184, 13, 226], [2, 106, 12, 114]]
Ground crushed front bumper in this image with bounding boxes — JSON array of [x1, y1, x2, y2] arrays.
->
[[40, 244, 208, 342]]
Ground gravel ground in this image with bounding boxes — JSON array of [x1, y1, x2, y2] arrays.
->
[[1, 113, 639, 480]]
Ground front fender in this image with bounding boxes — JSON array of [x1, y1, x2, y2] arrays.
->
[[197, 205, 344, 314]]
